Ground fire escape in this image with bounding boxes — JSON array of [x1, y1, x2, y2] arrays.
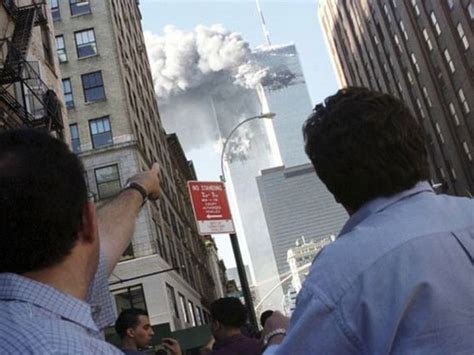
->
[[0, 0, 63, 136]]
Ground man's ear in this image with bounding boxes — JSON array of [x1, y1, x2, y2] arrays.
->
[[77, 201, 98, 244], [126, 327, 135, 338]]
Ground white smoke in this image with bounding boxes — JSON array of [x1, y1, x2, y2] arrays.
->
[[145, 25, 266, 100]]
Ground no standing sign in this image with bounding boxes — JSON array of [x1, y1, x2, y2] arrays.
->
[[187, 181, 236, 235]]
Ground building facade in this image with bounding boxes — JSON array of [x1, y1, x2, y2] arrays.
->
[[0, 0, 66, 137], [257, 163, 348, 288], [287, 235, 335, 292], [52, 0, 217, 331], [319, 0, 473, 196], [253, 44, 313, 168]]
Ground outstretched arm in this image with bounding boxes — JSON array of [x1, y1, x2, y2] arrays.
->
[[98, 163, 161, 275]]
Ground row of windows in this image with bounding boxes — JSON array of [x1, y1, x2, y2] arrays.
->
[[62, 71, 105, 108], [51, 0, 91, 21], [166, 284, 209, 326], [56, 28, 97, 62]]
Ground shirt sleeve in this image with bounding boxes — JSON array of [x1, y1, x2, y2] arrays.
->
[[86, 249, 117, 330], [270, 286, 361, 354]]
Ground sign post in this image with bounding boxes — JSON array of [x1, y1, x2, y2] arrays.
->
[[188, 181, 258, 330]]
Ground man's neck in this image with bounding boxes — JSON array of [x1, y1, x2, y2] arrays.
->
[[219, 328, 242, 341], [121, 338, 138, 351]]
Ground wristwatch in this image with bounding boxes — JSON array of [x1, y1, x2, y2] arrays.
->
[[263, 328, 286, 347], [121, 181, 148, 206]]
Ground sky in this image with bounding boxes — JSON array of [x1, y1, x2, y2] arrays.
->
[[139, 0, 340, 269]]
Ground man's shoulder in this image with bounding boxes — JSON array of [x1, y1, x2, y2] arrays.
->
[[303, 193, 474, 302]]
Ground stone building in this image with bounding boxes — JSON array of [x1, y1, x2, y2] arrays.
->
[[52, 0, 218, 330], [319, 0, 473, 196], [0, 0, 66, 137]]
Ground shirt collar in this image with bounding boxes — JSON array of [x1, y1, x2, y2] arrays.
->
[[0, 273, 99, 332], [339, 181, 434, 237]]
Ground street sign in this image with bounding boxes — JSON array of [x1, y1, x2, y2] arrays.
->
[[187, 181, 235, 235]]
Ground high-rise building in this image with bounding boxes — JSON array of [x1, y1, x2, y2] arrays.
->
[[319, 0, 473, 196], [257, 163, 348, 288], [0, 0, 66, 138], [253, 44, 313, 167], [52, 0, 217, 331]]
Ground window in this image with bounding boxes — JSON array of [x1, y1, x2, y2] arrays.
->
[[423, 87, 432, 107], [443, 49, 455, 73], [82, 71, 105, 102], [51, 0, 60, 21], [383, 4, 391, 22], [89, 116, 112, 148], [62, 78, 74, 109], [435, 122, 445, 144], [112, 285, 147, 315], [188, 300, 197, 326], [456, 23, 469, 50], [449, 103, 460, 126], [469, 3, 474, 20], [407, 71, 414, 85], [458, 88, 470, 114], [75, 29, 97, 58], [410, 53, 420, 73], [411, 0, 420, 16], [94, 164, 120, 199], [166, 284, 179, 319], [70, 0, 91, 16], [55, 35, 67, 63], [430, 12, 441, 35], [179, 294, 190, 324], [463, 142, 472, 161], [447, 0, 454, 9], [195, 306, 203, 326], [399, 21, 408, 40], [416, 98, 425, 118], [422, 29, 433, 51], [392, 0, 397, 7], [394, 34, 402, 53], [69, 124, 80, 153]]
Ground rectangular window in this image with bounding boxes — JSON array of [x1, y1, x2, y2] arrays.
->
[[55, 35, 67, 63], [422, 29, 433, 51], [430, 12, 441, 35], [410, 53, 420, 73], [463, 142, 472, 161], [89, 116, 112, 148], [69, 124, 80, 153], [449, 103, 460, 126], [394, 34, 402, 53], [407, 71, 414, 85], [94, 164, 120, 199], [423, 87, 432, 107], [469, 3, 474, 20], [188, 300, 196, 326], [447, 0, 454, 9], [458, 88, 470, 114], [456, 23, 469, 50], [51, 0, 60, 21], [443, 49, 455, 73], [179, 294, 190, 324], [416, 98, 425, 119], [166, 284, 179, 319], [112, 285, 147, 315], [195, 306, 203, 326], [435, 122, 445, 144], [70, 0, 91, 16], [82, 71, 105, 102], [75, 29, 97, 58], [399, 21, 408, 41], [411, 0, 420, 16], [62, 78, 74, 109]]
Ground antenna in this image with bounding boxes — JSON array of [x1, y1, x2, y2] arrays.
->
[[255, 0, 272, 46]]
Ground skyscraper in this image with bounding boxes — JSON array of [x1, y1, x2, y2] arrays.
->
[[319, 0, 473, 196], [52, 0, 217, 331]]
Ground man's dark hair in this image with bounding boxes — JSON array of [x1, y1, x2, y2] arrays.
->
[[210, 297, 247, 328], [0, 129, 87, 273], [115, 308, 149, 339], [260, 310, 274, 328], [303, 87, 429, 211]]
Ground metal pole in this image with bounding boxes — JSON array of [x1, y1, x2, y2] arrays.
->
[[230, 232, 258, 330]]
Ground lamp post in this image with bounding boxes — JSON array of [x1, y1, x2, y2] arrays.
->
[[220, 112, 276, 330]]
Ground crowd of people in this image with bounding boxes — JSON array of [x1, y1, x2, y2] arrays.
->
[[0, 87, 473, 354]]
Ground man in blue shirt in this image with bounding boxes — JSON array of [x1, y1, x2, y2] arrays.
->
[[0, 129, 161, 353], [263, 88, 474, 354]]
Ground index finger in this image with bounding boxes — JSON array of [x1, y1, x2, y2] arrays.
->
[[151, 162, 161, 176]]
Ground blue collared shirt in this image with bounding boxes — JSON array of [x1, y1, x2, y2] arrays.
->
[[266, 182, 474, 354], [0, 251, 121, 354]]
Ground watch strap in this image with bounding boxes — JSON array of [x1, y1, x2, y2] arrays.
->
[[122, 181, 148, 205]]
